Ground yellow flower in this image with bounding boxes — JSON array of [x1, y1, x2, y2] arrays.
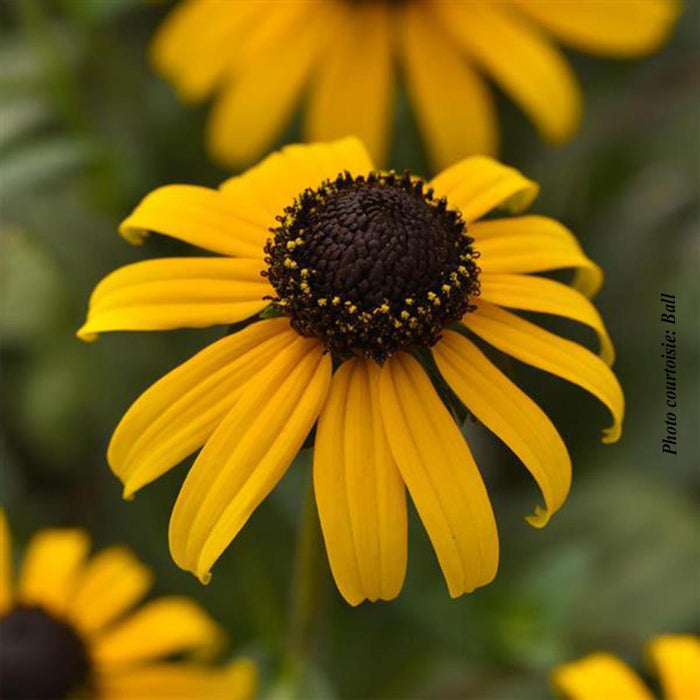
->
[[79, 137, 624, 605], [552, 634, 700, 700], [0, 510, 257, 700], [150, 0, 679, 170]]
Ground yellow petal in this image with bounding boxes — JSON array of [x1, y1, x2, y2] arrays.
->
[[647, 634, 700, 700], [552, 653, 653, 700], [0, 509, 12, 614], [99, 658, 257, 700], [479, 273, 614, 364], [227, 3, 312, 74], [314, 359, 407, 605], [378, 352, 499, 597], [18, 528, 90, 616], [515, 0, 680, 58], [152, 1, 308, 105], [220, 137, 374, 223], [434, 1, 582, 143], [472, 216, 603, 298], [150, 0, 264, 103], [119, 185, 268, 258], [433, 331, 570, 528], [77, 258, 270, 341], [305, 1, 393, 166], [93, 597, 224, 667], [429, 156, 538, 223], [170, 337, 331, 583], [108, 318, 297, 498], [399, 0, 498, 170], [463, 301, 624, 443], [206, 5, 327, 167], [67, 546, 153, 637]]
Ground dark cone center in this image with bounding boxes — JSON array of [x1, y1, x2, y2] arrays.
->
[[264, 171, 479, 363], [0, 605, 92, 700]]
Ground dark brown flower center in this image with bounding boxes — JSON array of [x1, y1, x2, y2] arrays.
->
[[264, 171, 479, 363], [0, 605, 92, 700]]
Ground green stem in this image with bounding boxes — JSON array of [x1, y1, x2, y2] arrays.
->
[[282, 465, 324, 694]]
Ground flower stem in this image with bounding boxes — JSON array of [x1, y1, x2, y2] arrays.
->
[[281, 462, 324, 694]]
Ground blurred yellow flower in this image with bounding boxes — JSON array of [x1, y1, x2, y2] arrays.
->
[[151, 0, 679, 170], [552, 634, 700, 700], [0, 510, 257, 700], [79, 137, 623, 605]]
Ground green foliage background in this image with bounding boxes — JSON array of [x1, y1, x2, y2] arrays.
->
[[1, 2, 698, 698]]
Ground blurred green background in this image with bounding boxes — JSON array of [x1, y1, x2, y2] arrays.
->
[[1, 2, 698, 698]]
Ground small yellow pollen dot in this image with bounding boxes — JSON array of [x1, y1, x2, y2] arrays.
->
[[300, 268, 309, 278], [380, 303, 390, 313], [286, 241, 297, 251], [318, 298, 327, 307], [427, 291, 437, 301], [441, 284, 451, 293], [284, 259, 297, 269], [400, 311, 410, 320], [332, 296, 341, 306], [405, 298, 414, 305]]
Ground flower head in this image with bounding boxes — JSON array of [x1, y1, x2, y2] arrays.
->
[[79, 137, 624, 604], [151, 0, 679, 169], [0, 510, 257, 700], [552, 634, 700, 700]]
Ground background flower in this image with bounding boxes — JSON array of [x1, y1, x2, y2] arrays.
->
[[151, 0, 679, 170], [0, 511, 257, 700], [552, 634, 700, 699]]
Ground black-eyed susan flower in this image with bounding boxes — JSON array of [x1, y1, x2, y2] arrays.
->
[[150, 0, 679, 170], [79, 137, 623, 605], [552, 634, 700, 700], [0, 510, 256, 700]]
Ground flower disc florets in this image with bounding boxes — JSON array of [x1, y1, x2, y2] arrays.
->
[[264, 171, 480, 363]]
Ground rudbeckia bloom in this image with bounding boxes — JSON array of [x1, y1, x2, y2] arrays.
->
[[151, 0, 679, 169], [552, 634, 700, 700], [0, 510, 256, 700], [79, 137, 623, 605]]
